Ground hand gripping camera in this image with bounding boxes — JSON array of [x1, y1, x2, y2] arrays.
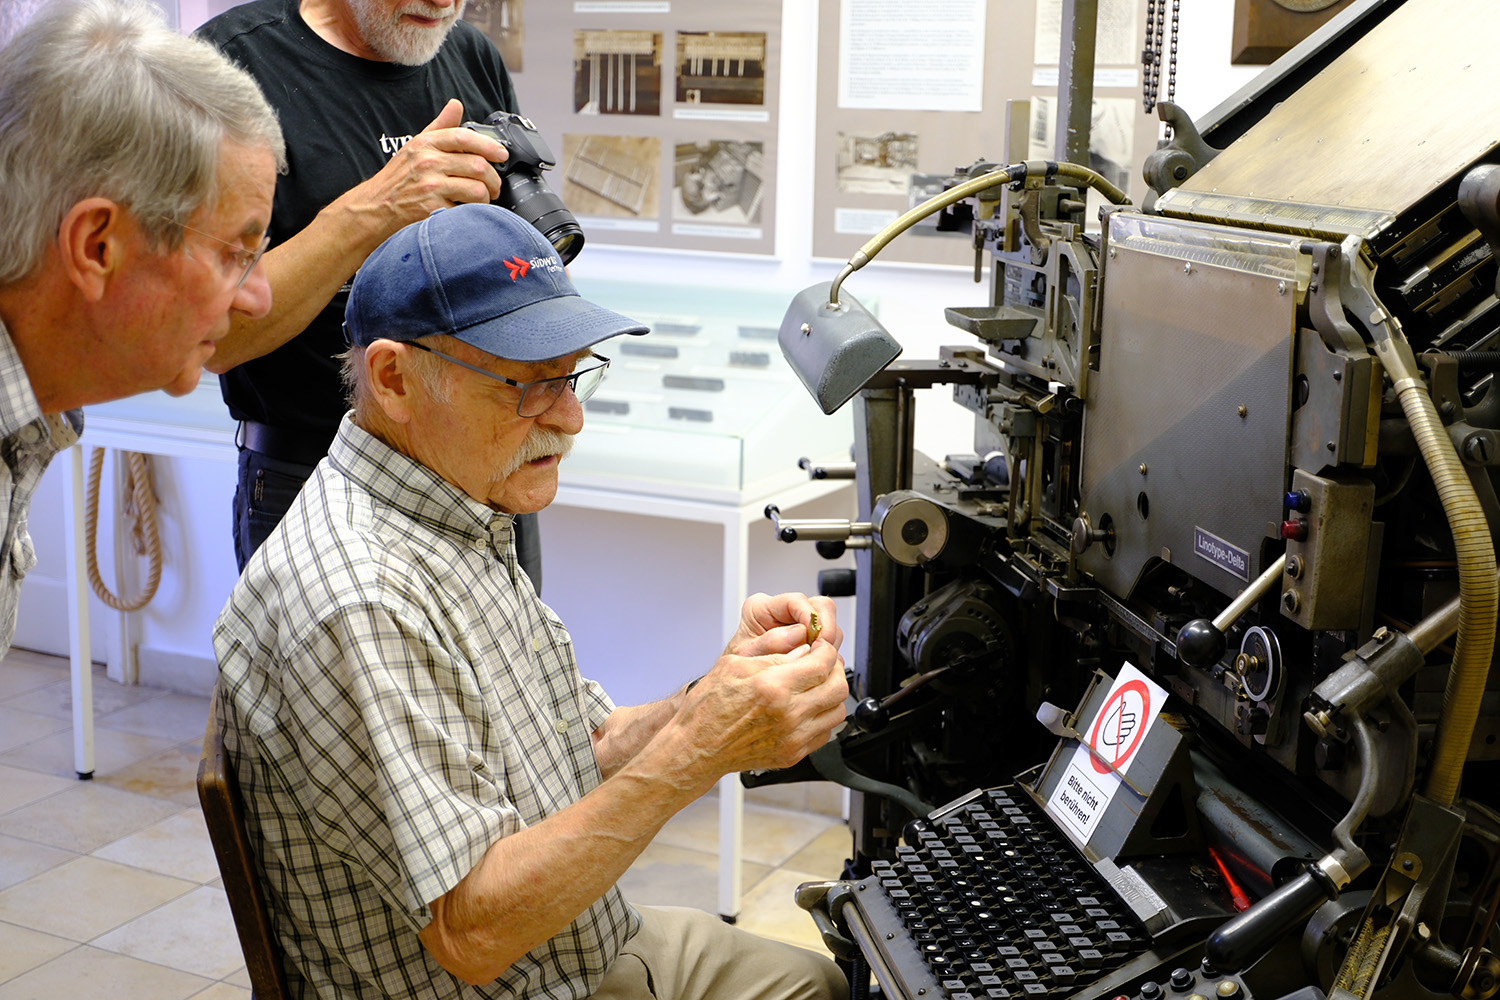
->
[[464, 111, 585, 264]]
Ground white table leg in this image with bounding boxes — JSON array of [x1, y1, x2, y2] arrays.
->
[[717, 508, 751, 920], [62, 445, 93, 779]]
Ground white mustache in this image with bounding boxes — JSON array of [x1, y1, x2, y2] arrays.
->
[[496, 427, 574, 481], [402, 3, 456, 18]]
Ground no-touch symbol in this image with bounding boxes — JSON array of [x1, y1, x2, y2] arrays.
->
[[1089, 678, 1151, 777]]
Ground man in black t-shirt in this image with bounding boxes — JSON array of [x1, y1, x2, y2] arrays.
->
[[198, 0, 544, 577]]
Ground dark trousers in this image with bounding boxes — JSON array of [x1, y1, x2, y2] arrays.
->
[[231, 446, 544, 590]]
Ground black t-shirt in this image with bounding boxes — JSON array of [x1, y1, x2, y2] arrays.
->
[[197, 0, 518, 442]]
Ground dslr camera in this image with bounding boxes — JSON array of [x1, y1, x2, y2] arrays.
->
[[464, 111, 585, 264]]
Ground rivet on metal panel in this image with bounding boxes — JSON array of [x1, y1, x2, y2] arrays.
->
[[1183, 262, 1193, 274], [1237, 405, 1247, 418], [1139, 463, 1148, 475], [1277, 281, 1287, 295]]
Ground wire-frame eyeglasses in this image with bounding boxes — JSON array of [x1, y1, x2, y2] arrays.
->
[[163, 217, 270, 289], [406, 342, 611, 417]]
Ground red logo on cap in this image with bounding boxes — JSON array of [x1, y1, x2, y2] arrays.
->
[[503, 256, 530, 281]]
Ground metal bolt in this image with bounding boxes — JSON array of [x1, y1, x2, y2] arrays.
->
[[1333, 370, 1342, 382], [800, 323, 811, 336], [1109, 247, 1117, 259], [1277, 280, 1287, 295], [1184, 262, 1193, 275], [1286, 555, 1303, 578], [1402, 857, 1415, 871], [1237, 405, 1247, 418], [1309, 281, 1319, 292], [1312, 262, 1321, 274], [1139, 463, 1148, 475], [1327, 441, 1336, 452], [1464, 434, 1492, 464]]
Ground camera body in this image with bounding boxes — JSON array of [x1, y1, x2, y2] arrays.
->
[[464, 111, 584, 263], [465, 111, 555, 176]]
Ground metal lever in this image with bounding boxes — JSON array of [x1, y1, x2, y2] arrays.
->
[[1176, 555, 1288, 667], [799, 457, 857, 480], [764, 504, 872, 544]]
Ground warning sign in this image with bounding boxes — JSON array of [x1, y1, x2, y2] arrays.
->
[[1047, 663, 1167, 842], [1089, 678, 1152, 777]]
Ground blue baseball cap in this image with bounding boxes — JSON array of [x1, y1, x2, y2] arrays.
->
[[344, 204, 647, 361]]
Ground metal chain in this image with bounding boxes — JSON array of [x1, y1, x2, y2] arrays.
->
[[1143, 0, 1182, 136], [1166, 0, 1180, 106], [1142, 0, 1162, 113]]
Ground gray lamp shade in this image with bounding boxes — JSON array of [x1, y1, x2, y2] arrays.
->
[[778, 283, 903, 414]]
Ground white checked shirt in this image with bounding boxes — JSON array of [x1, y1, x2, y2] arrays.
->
[[0, 320, 79, 655], [214, 415, 639, 1000]]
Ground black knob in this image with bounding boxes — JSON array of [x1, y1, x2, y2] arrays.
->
[[818, 568, 856, 598], [815, 540, 848, 560], [1177, 618, 1227, 667], [1170, 967, 1194, 989], [853, 697, 888, 732], [1205, 867, 1338, 971]]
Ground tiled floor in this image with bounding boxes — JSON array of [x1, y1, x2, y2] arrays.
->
[[0, 647, 852, 999]]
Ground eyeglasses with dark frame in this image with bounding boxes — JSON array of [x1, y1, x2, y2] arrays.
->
[[406, 342, 611, 417], [163, 218, 270, 289]]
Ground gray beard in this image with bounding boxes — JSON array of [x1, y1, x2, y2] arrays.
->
[[344, 0, 466, 65]]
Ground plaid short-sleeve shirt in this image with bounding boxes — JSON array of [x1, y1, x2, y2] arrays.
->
[[214, 415, 640, 999], [0, 320, 79, 656]]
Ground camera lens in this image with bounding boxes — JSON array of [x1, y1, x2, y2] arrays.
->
[[500, 173, 585, 265]]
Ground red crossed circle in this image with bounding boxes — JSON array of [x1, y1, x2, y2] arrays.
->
[[1088, 679, 1151, 776]]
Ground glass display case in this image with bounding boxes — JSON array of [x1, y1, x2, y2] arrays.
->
[[568, 277, 856, 501]]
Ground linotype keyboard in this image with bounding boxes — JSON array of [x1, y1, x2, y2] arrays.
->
[[860, 786, 1151, 998]]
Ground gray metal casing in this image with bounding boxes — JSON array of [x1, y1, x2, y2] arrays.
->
[[1079, 220, 1299, 600]]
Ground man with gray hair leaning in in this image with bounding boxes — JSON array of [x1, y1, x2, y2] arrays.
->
[[0, 0, 284, 654], [214, 201, 851, 999]]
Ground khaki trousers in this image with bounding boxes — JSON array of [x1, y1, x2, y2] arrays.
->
[[591, 905, 849, 1000]]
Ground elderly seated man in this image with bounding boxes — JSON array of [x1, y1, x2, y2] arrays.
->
[[213, 202, 851, 1000]]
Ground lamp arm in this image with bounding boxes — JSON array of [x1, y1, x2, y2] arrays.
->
[[827, 160, 1131, 307]]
